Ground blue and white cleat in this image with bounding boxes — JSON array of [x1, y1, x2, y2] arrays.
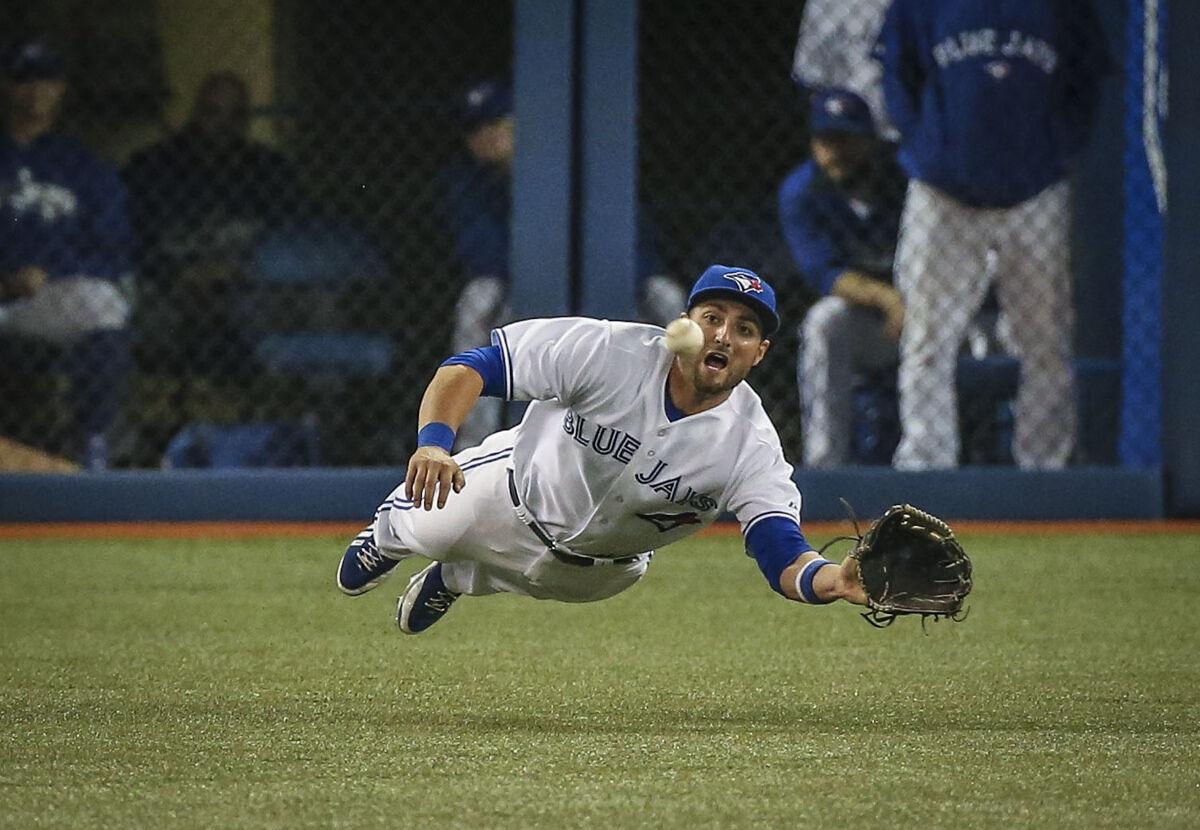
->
[[397, 563, 460, 635], [336, 530, 400, 595]]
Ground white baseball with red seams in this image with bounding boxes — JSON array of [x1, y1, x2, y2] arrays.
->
[[664, 317, 704, 357]]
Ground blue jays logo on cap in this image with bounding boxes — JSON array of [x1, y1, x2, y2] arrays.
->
[[687, 264, 780, 336], [809, 88, 875, 137], [5, 37, 65, 81], [722, 271, 765, 294], [460, 78, 512, 130]]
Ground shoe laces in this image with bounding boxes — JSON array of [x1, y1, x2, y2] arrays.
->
[[423, 589, 458, 613], [355, 545, 389, 571]]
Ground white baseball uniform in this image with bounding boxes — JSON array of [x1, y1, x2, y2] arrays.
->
[[450, 276, 689, 450], [370, 317, 803, 602]]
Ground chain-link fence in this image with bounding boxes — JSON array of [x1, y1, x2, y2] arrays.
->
[[0, 0, 1140, 472], [640, 0, 1128, 471], [1, 0, 512, 470]]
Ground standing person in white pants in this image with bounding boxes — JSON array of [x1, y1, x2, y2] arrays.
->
[[877, 0, 1111, 470], [893, 180, 1074, 469]]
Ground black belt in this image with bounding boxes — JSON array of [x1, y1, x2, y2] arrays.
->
[[506, 469, 642, 567]]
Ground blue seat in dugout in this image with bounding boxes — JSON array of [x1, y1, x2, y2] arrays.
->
[[245, 222, 396, 378], [854, 355, 1120, 466], [162, 420, 320, 468], [238, 222, 396, 463]]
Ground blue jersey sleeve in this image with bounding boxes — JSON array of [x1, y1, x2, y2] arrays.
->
[[441, 344, 507, 398], [778, 162, 845, 296], [437, 159, 509, 279], [875, 0, 922, 142], [745, 515, 812, 596]]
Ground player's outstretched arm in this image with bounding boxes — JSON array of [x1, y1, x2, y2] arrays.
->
[[406, 365, 484, 510], [779, 551, 868, 606]]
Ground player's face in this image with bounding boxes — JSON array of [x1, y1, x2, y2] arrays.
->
[[684, 300, 770, 398], [4, 78, 66, 128], [811, 132, 875, 187], [191, 77, 250, 138], [467, 116, 514, 167]]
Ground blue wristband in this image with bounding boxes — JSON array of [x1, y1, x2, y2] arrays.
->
[[417, 422, 456, 453], [796, 557, 834, 604]]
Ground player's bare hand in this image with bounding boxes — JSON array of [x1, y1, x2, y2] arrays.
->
[[405, 446, 465, 510], [878, 288, 905, 342], [834, 554, 868, 605], [2, 266, 49, 300]]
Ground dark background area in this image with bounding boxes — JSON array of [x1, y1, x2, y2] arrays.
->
[[1, 0, 1129, 467]]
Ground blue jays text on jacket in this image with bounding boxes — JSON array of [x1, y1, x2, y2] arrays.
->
[[1, 133, 132, 280], [876, 0, 1111, 208]]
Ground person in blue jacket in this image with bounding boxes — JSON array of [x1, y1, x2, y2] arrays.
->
[[0, 37, 134, 469], [437, 78, 686, 449], [779, 88, 907, 467], [877, 0, 1110, 470]]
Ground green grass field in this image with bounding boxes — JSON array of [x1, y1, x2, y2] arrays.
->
[[2, 529, 1199, 829]]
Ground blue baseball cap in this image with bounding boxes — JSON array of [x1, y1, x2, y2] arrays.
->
[[809, 88, 875, 137], [4, 37, 65, 82], [687, 265, 779, 337], [460, 78, 512, 130]]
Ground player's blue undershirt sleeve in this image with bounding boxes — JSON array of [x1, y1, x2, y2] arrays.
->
[[745, 515, 812, 596], [441, 345, 507, 397]]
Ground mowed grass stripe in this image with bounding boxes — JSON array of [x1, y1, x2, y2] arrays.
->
[[2, 533, 1198, 829]]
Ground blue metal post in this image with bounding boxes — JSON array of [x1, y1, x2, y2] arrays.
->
[[1164, 0, 1200, 514], [577, 0, 639, 321], [511, 0, 575, 318]]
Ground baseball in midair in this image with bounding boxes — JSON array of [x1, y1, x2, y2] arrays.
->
[[664, 317, 704, 358]]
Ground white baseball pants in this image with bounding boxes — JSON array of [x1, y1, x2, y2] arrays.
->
[[373, 430, 650, 602], [892, 179, 1076, 470], [798, 296, 898, 467]]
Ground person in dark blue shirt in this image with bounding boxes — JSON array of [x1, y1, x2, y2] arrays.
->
[[0, 37, 134, 469], [877, 0, 1110, 470], [123, 71, 308, 388], [778, 88, 907, 467], [438, 79, 685, 449]]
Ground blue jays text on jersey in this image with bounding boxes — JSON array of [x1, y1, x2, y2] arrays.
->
[[932, 29, 1058, 74], [561, 408, 717, 512], [876, 0, 1111, 208], [0, 133, 132, 280]]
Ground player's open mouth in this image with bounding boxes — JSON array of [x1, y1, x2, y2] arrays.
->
[[702, 351, 728, 371]]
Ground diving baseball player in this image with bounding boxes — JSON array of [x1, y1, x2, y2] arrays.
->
[[336, 265, 868, 633], [876, 0, 1110, 470]]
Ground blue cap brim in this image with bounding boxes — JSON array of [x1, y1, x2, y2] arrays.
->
[[688, 288, 779, 337]]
